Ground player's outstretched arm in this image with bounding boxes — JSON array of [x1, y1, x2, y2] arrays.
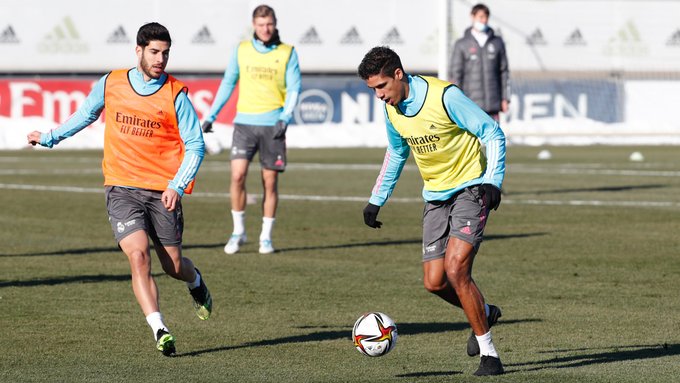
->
[[29, 75, 107, 148], [27, 131, 42, 146]]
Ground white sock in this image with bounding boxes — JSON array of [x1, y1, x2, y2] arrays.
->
[[145, 312, 168, 337], [260, 217, 275, 241], [232, 210, 245, 235], [186, 269, 200, 289], [476, 331, 499, 358]]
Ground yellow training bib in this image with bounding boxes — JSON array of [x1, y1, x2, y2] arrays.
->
[[385, 76, 486, 191], [236, 41, 292, 114]]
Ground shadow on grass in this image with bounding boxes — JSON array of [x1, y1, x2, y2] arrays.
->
[[276, 233, 546, 253], [174, 329, 348, 357], [395, 371, 462, 378], [397, 320, 539, 338], [505, 343, 680, 373], [174, 319, 539, 358], [0, 272, 164, 288], [0, 246, 120, 258], [276, 239, 421, 253], [508, 183, 668, 196], [485, 232, 547, 241], [2, 233, 543, 258], [0, 242, 225, 258]]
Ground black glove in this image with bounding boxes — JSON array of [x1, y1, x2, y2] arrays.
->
[[201, 121, 213, 133], [363, 203, 382, 228], [479, 184, 502, 210], [273, 120, 288, 139]]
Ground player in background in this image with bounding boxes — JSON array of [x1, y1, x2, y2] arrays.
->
[[27, 22, 211, 357], [449, 3, 510, 121], [202, 4, 301, 255], [358, 46, 506, 376]]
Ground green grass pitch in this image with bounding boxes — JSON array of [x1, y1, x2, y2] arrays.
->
[[1, 146, 679, 382]]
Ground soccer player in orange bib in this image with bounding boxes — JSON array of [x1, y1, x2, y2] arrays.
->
[[27, 22, 211, 356]]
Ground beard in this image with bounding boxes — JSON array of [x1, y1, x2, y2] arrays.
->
[[140, 55, 164, 80]]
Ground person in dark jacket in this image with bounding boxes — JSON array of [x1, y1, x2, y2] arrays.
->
[[449, 3, 509, 121]]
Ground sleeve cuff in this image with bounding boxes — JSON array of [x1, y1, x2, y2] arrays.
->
[[368, 195, 386, 207], [168, 184, 184, 197], [40, 132, 54, 148]]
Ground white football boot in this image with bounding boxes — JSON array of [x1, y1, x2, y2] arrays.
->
[[258, 239, 275, 254], [224, 234, 247, 254]]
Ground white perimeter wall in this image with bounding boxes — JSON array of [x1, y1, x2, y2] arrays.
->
[[1, 0, 680, 73], [1, 0, 679, 148]]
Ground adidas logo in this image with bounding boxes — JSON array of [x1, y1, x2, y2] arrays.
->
[[564, 28, 586, 46], [609, 20, 641, 43], [526, 28, 547, 45], [0, 25, 19, 43], [603, 20, 648, 56], [299, 26, 322, 44], [45, 16, 80, 41], [37, 16, 88, 53], [107, 25, 130, 44], [381, 27, 404, 45], [666, 29, 680, 46], [192, 26, 215, 44], [340, 26, 362, 45]]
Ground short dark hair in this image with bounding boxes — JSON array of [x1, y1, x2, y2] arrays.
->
[[136, 22, 171, 48], [357, 46, 404, 80], [471, 3, 490, 17], [253, 4, 277, 23]]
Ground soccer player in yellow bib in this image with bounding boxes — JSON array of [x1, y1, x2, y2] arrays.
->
[[202, 5, 301, 255], [358, 46, 506, 376]]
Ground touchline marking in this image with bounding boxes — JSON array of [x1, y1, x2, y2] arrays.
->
[[502, 199, 678, 208], [0, 168, 102, 176], [1, 183, 679, 208], [2, 162, 679, 177], [508, 166, 680, 177], [0, 183, 102, 193]]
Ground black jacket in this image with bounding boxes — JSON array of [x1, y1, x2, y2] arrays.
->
[[448, 27, 510, 114]]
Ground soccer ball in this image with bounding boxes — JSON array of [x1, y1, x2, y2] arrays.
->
[[352, 312, 398, 357]]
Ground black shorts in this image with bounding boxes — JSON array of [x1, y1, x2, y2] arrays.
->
[[231, 123, 287, 171], [105, 186, 183, 246], [421, 185, 490, 262]]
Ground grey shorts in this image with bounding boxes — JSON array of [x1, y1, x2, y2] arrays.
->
[[422, 185, 489, 262], [231, 123, 287, 171], [105, 186, 183, 246]]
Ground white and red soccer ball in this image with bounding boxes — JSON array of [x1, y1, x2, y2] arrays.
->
[[352, 312, 398, 357]]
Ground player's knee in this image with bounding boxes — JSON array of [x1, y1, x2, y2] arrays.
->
[[423, 276, 447, 294], [160, 259, 182, 278], [231, 171, 247, 185], [127, 249, 151, 272]]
